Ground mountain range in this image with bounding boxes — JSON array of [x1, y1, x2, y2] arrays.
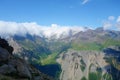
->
[[1, 27, 120, 80]]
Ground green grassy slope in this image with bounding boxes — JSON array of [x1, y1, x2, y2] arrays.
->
[[71, 38, 120, 51]]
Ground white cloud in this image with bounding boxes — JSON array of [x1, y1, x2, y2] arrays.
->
[[116, 23, 120, 30], [117, 16, 120, 22], [0, 21, 43, 37], [108, 16, 115, 21], [0, 21, 87, 39], [82, 0, 89, 5], [103, 21, 112, 30], [116, 16, 120, 30], [42, 24, 86, 38], [103, 16, 120, 31]]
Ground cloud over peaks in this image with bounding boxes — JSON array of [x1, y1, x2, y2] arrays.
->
[[0, 21, 86, 38], [0, 21, 43, 37]]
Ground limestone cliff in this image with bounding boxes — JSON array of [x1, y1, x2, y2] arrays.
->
[[57, 48, 120, 80]]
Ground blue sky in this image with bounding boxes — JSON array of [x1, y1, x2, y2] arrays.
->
[[0, 0, 120, 28]]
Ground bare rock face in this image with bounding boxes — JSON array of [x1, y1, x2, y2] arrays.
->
[[57, 49, 108, 80], [0, 38, 13, 54]]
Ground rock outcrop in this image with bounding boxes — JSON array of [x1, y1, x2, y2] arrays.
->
[[0, 38, 13, 54], [0, 38, 53, 80]]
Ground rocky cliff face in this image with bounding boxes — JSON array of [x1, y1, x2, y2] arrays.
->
[[57, 48, 120, 80], [0, 38, 53, 80]]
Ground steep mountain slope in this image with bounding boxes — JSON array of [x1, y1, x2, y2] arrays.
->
[[7, 35, 66, 79], [0, 38, 53, 80]]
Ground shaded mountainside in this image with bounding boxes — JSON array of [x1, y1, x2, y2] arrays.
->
[[0, 38, 53, 80]]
